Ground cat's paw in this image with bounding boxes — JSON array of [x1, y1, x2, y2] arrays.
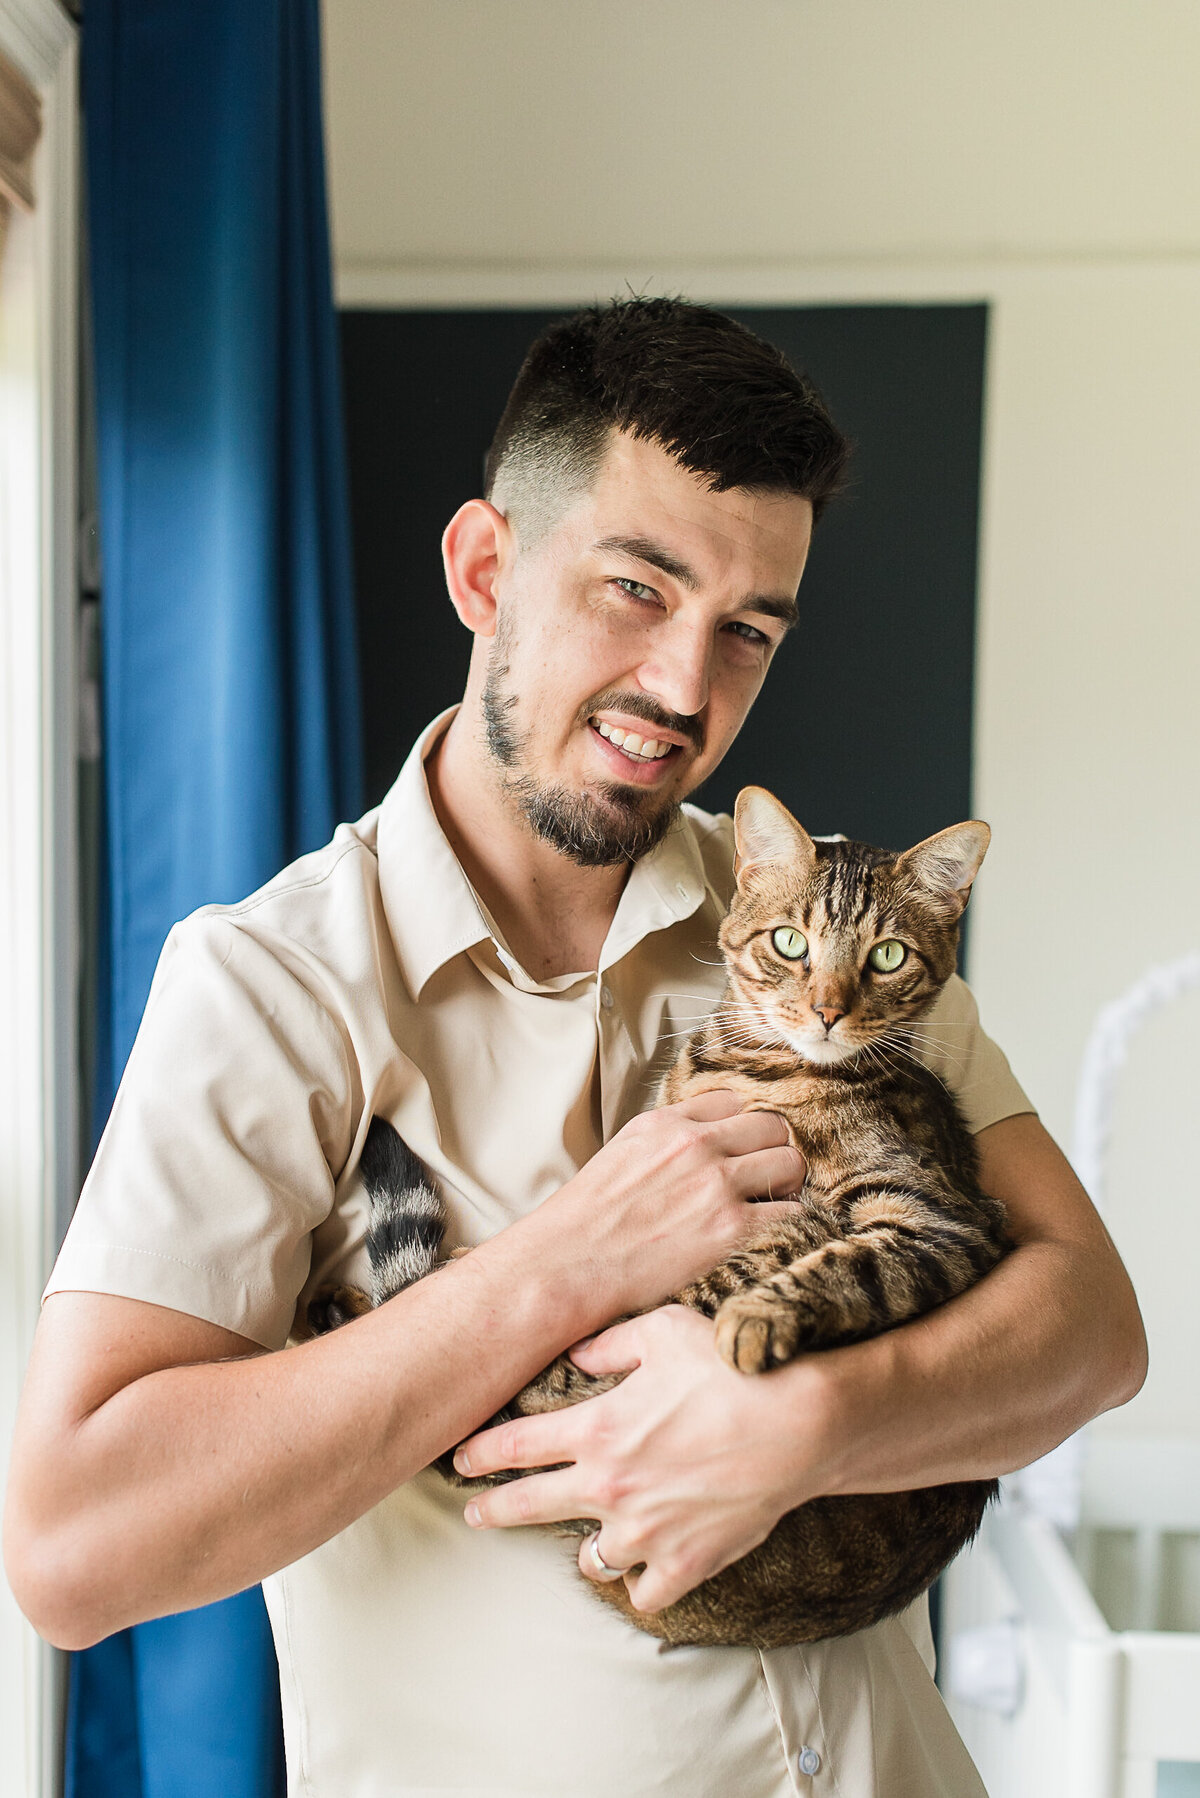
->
[[714, 1291, 805, 1373], [306, 1283, 372, 1335]]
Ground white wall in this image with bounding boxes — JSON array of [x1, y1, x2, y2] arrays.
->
[[320, 1, 1200, 1443]]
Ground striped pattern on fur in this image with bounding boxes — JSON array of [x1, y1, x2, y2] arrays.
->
[[358, 1116, 446, 1303]]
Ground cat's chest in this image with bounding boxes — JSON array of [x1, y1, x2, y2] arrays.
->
[[668, 1064, 900, 1181]]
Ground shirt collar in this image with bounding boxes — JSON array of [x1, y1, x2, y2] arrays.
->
[[377, 710, 494, 999], [597, 807, 708, 972], [377, 708, 711, 998]]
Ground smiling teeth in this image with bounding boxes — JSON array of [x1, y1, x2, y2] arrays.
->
[[595, 720, 672, 761]]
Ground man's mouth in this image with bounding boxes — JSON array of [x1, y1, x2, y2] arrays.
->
[[591, 718, 675, 764]]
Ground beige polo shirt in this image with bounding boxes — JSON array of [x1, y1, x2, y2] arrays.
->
[[49, 709, 1033, 1798]]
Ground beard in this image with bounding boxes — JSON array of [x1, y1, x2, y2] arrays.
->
[[481, 634, 688, 869]]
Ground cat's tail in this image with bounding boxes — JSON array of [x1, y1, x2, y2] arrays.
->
[[359, 1116, 446, 1304]]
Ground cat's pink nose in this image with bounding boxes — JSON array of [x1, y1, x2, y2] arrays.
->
[[812, 1003, 845, 1031]]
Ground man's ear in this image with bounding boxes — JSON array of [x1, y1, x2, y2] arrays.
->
[[733, 787, 817, 890], [441, 500, 512, 639]]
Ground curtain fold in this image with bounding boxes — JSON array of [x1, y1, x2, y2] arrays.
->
[[73, 2, 362, 1791]]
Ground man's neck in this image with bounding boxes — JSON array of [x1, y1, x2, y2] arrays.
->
[[426, 711, 631, 983]]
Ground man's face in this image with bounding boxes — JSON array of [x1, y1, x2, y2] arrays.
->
[[482, 431, 814, 866]]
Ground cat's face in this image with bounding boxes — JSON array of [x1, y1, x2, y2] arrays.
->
[[719, 787, 990, 1067]]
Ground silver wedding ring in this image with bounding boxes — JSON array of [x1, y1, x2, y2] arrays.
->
[[586, 1531, 627, 1582]]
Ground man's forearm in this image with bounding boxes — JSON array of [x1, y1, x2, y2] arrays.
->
[[8, 1092, 806, 1648], [8, 1230, 597, 1649], [814, 1236, 1137, 1497]]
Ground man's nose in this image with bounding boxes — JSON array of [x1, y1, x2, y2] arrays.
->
[[637, 624, 712, 721]]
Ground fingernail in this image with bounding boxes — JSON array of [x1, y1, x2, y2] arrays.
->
[[572, 1335, 596, 1354], [454, 1449, 471, 1474], [464, 1501, 482, 1527]]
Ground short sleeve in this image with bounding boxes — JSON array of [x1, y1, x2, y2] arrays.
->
[[45, 914, 359, 1349], [919, 974, 1036, 1135]]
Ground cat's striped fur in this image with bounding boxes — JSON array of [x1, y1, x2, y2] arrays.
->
[[313, 786, 1010, 1647], [359, 1121, 444, 1301]]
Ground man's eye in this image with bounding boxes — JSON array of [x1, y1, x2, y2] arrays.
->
[[725, 620, 771, 647], [614, 577, 658, 602]]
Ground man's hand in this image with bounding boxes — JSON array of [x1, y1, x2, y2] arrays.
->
[[454, 1114, 1148, 1614], [455, 1306, 822, 1613], [553, 1090, 806, 1314]]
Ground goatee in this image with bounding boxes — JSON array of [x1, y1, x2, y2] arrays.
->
[[482, 643, 683, 868]]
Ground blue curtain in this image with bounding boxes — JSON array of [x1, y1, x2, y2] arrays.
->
[[72, 1, 362, 1792]]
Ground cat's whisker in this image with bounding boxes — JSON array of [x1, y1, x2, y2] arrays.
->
[[888, 1022, 976, 1039], [870, 1036, 956, 1092], [858, 1040, 908, 1080], [883, 1018, 966, 1036], [871, 1030, 934, 1074], [881, 1028, 969, 1068], [889, 1040, 967, 1065]]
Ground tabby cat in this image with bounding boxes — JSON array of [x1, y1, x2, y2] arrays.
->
[[314, 786, 1010, 1649]]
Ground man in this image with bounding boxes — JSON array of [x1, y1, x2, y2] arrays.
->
[[7, 300, 1144, 1795]]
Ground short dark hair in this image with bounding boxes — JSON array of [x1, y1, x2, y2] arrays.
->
[[484, 297, 849, 545]]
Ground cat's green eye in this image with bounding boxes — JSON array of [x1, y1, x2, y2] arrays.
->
[[772, 926, 808, 961], [868, 939, 907, 973]]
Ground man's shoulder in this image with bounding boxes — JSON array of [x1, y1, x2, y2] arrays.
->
[[166, 807, 388, 997]]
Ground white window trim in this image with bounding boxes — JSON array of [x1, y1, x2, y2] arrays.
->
[[0, 1, 78, 1793]]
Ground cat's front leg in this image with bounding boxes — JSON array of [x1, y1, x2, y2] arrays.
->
[[711, 1186, 1004, 1374], [678, 1212, 837, 1374], [713, 1252, 860, 1372]]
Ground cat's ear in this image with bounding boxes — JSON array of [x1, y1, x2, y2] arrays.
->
[[896, 821, 991, 916], [733, 787, 817, 890]]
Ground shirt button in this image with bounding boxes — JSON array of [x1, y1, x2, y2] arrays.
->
[[798, 1746, 821, 1776], [600, 985, 614, 1009]]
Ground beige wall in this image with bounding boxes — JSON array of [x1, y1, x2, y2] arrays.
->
[[971, 267, 1200, 1442], [322, 0, 1200, 271], [321, 1, 1200, 1438]]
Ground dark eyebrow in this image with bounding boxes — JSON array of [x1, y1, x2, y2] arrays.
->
[[748, 593, 799, 632], [592, 534, 799, 634], [593, 534, 700, 589]]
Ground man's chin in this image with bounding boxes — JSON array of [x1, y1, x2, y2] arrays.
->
[[514, 777, 680, 867]]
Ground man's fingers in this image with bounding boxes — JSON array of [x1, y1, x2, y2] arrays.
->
[[569, 1315, 649, 1376], [672, 1088, 743, 1121], [622, 1562, 682, 1614], [578, 1530, 634, 1585], [454, 1408, 581, 1477], [730, 1143, 807, 1199], [706, 1106, 793, 1153], [463, 1468, 586, 1531]]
